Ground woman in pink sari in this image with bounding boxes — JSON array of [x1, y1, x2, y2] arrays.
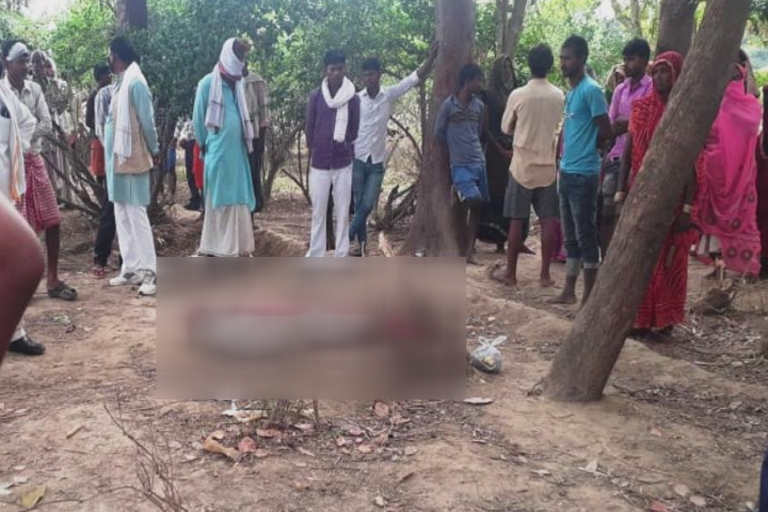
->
[[696, 60, 763, 278]]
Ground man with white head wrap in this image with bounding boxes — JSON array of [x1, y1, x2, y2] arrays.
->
[[2, 40, 78, 303], [0, 55, 46, 357], [192, 38, 257, 257]]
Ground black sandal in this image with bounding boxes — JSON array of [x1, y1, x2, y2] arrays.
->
[[47, 283, 78, 301]]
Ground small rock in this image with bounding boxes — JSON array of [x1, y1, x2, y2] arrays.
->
[[674, 484, 690, 497], [373, 495, 386, 508], [690, 495, 707, 508]]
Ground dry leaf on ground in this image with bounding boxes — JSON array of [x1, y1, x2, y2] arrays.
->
[[238, 437, 258, 454], [19, 486, 46, 508], [357, 444, 373, 454], [203, 437, 238, 460], [404, 447, 419, 456], [374, 401, 390, 418], [674, 484, 690, 497], [256, 428, 282, 439]]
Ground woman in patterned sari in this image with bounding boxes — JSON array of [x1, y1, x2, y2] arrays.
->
[[695, 59, 762, 279], [615, 51, 698, 335]]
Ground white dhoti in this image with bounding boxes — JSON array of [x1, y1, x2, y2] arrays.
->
[[114, 202, 157, 275], [199, 197, 255, 257], [306, 165, 352, 258]]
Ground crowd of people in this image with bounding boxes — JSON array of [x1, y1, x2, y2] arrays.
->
[[0, 33, 767, 350], [0, 30, 767, 512]]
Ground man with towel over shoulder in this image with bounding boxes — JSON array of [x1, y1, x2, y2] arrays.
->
[[193, 38, 257, 257]]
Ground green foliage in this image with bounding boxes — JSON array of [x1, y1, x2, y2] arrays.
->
[[516, 0, 630, 86], [46, 0, 116, 85]]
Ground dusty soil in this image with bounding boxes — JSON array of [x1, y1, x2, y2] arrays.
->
[[0, 198, 766, 512]]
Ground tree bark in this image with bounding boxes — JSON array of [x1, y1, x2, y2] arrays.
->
[[503, 0, 529, 56], [656, 0, 700, 56], [117, 0, 148, 31], [400, 0, 475, 256], [543, 0, 751, 402]]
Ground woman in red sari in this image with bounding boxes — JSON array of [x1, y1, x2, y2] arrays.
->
[[615, 51, 699, 335], [695, 60, 763, 278]]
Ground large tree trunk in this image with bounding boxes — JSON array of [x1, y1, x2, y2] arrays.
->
[[656, 0, 700, 56], [543, 0, 751, 402], [117, 0, 148, 31], [400, 0, 475, 256]]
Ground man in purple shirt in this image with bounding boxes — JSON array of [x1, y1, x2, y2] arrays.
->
[[600, 38, 652, 258], [305, 50, 361, 257]]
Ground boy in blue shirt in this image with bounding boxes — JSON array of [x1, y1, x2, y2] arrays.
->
[[551, 35, 614, 306], [435, 64, 489, 265]]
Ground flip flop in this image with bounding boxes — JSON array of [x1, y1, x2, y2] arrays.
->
[[91, 265, 108, 279], [47, 283, 78, 301]]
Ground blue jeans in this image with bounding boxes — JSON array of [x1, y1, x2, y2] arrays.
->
[[559, 171, 600, 276], [350, 158, 385, 244]]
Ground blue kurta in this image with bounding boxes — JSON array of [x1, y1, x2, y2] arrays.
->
[[193, 73, 256, 211], [105, 76, 159, 206]]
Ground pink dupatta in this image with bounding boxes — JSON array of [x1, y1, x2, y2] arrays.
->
[[696, 73, 763, 275]]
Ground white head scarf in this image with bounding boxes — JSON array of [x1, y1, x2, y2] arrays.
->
[[6, 42, 30, 63], [204, 38, 255, 152]]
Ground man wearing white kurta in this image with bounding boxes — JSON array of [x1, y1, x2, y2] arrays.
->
[[104, 37, 159, 296], [304, 50, 360, 257], [193, 38, 256, 257]]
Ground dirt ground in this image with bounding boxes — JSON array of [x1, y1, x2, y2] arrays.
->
[[0, 196, 766, 512]]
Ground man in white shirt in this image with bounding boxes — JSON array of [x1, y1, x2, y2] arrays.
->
[[2, 39, 78, 303], [492, 44, 565, 289], [350, 43, 439, 256], [0, 62, 46, 358]]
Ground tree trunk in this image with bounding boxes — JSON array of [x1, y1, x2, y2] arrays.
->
[[543, 0, 751, 402], [503, 0, 529, 56], [117, 0, 148, 31], [656, 0, 700, 56], [400, 0, 475, 256]]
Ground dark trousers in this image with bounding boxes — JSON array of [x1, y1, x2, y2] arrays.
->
[[184, 141, 201, 208], [249, 147, 264, 214], [760, 450, 768, 512], [93, 176, 117, 267], [559, 171, 600, 275]]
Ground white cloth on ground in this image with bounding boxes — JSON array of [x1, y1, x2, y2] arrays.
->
[[306, 165, 352, 258], [114, 202, 157, 275], [321, 77, 356, 143], [205, 38, 255, 153], [198, 196, 255, 257], [112, 62, 148, 165]]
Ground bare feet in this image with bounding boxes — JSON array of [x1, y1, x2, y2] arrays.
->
[[489, 265, 517, 288], [466, 253, 481, 266], [539, 276, 555, 288], [548, 291, 577, 305]]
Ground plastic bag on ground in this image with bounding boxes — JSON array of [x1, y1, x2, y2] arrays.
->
[[470, 336, 506, 374]]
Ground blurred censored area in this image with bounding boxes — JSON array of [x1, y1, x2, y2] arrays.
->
[[157, 258, 467, 400]]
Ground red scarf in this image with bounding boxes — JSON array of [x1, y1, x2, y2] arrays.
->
[[629, 51, 685, 184]]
